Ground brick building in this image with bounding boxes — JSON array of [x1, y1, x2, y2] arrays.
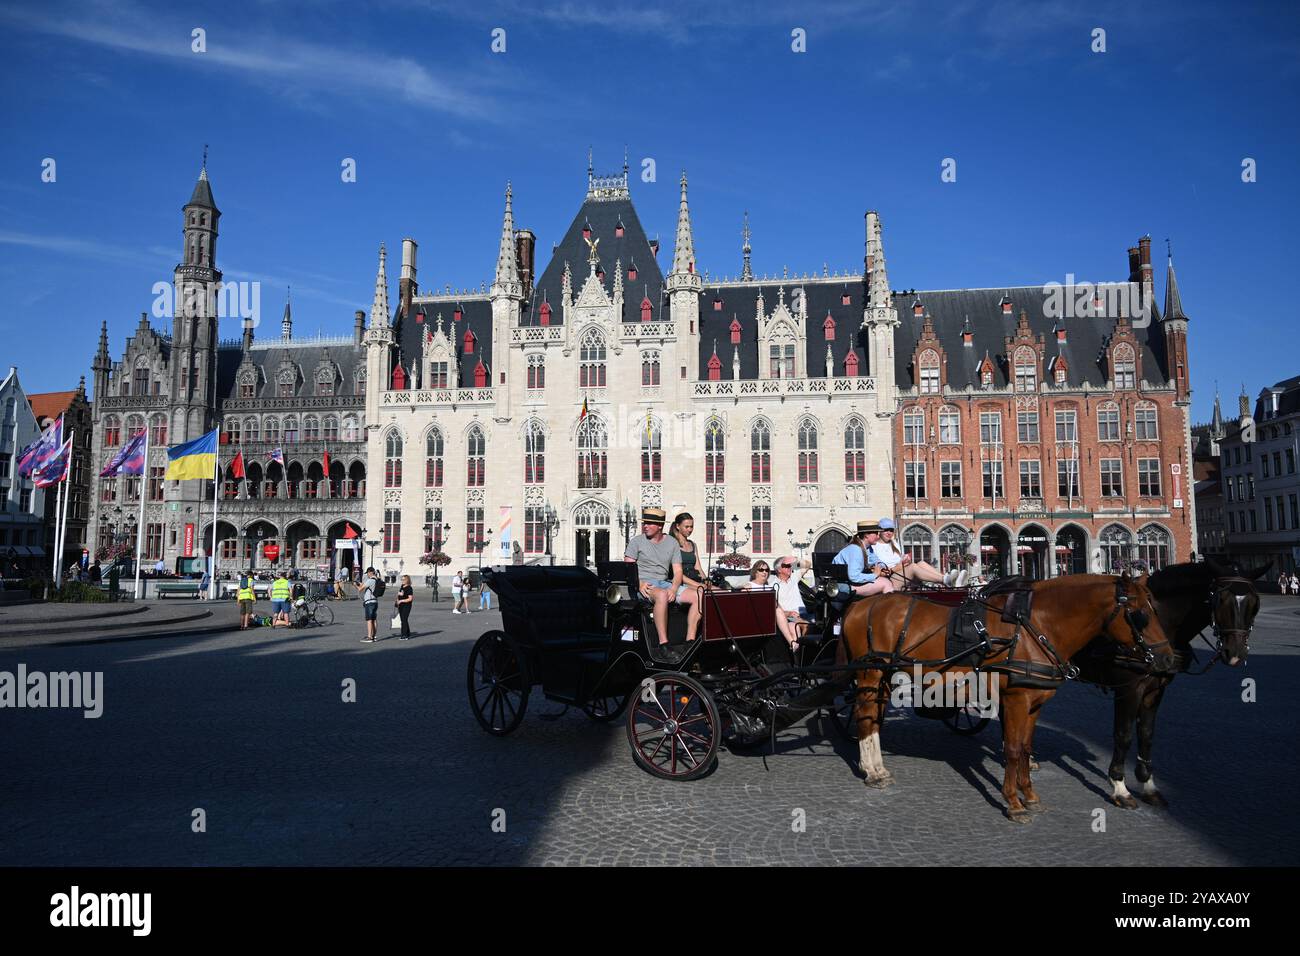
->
[[889, 237, 1195, 580]]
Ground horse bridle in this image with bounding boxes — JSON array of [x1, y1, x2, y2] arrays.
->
[[1198, 574, 1259, 662], [1100, 576, 1171, 669]]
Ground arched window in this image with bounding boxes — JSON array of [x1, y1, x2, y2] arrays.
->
[[1137, 525, 1172, 571], [384, 430, 403, 488], [316, 368, 335, 397], [526, 354, 545, 390], [1134, 403, 1159, 441], [768, 329, 796, 379], [425, 428, 444, 487], [641, 350, 661, 386], [938, 525, 970, 574], [919, 349, 940, 394], [355, 369, 366, 396], [751, 421, 771, 483], [244, 416, 259, 443], [264, 417, 280, 445], [323, 416, 339, 442], [282, 416, 299, 443], [150, 414, 167, 446], [1100, 524, 1133, 573], [577, 417, 608, 489], [126, 414, 145, 439], [103, 415, 121, 448], [303, 415, 320, 442], [133, 363, 150, 397], [579, 328, 607, 388], [902, 525, 933, 565], [466, 425, 486, 486], [1013, 347, 1036, 392], [903, 408, 925, 445], [704, 420, 725, 484], [224, 417, 241, 444], [1113, 344, 1136, 390], [524, 422, 545, 484], [844, 418, 865, 482], [798, 420, 819, 484], [1097, 401, 1121, 442], [341, 416, 358, 442], [641, 419, 662, 482], [939, 406, 960, 444], [278, 368, 296, 398]]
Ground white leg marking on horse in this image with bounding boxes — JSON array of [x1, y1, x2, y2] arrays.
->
[[869, 731, 886, 776], [1141, 776, 1158, 795], [1112, 778, 1132, 800], [858, 737, 872, 775]]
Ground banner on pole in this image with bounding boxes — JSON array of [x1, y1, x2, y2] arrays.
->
[[183, 523, 195, 557], [498, 506, 512, 558]]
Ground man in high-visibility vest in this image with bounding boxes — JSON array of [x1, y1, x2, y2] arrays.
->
[[237, 573, 257, 631], [270, 571, 292, 628]]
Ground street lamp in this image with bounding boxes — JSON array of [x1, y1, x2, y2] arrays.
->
[[617, 500, 637, 543], [788, 528, 813, 562], [724, 514, 751, 558], [474, 529, 493, 574], [543, 504, 559, 564], [363, 531, 379, 572]]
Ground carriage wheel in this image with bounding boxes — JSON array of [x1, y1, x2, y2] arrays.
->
[[627, 673, 720, 781], [312, 603, 334, 627], [942, 702, 992, 736], [584, 689, 631, 723], [826, 682, 860, 740], [467, 630, 530, 736]]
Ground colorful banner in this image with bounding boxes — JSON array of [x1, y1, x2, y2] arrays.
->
[[498, 506, 512, 557], [183, 523, 195, 557]]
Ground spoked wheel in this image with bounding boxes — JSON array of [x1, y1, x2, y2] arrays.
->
[[826, 681, 860, 740], [312, 603, 334, 627], [942, 702, 993, 736], [583, 688, 631, 723], [627, 673, 720, 781], [467, 630, 530, 736]]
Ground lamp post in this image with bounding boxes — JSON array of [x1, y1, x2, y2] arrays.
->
[[474, 529, 493, 574], [363, 533, 379, 572], [724, 514, 751, 559], [787, 528, 813, 563], [617, 500, 637, 544], [543, 504, 559, 564]]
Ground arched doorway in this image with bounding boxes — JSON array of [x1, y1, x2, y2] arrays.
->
[[1099, 523, 1133, 573], [1054, 524, 1087, 576], [813, 528, 849, 555], [327, 520, 362, 578], [285, 519, 323, 571], [1017, 523, 1049, 580], [901, 524, 934, 565], [573, 500, 610, 568], [199, 520, 239, 576], [938, 524, 972, 578], [245, 520, 280, 573], [979, 525, 1010, 581], [1137, 524, 1172, 571]]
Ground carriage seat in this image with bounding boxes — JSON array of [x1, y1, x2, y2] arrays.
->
[[486, 566, 609, 650]]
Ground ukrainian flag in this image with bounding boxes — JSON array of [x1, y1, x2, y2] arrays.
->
[[165, 428, 219, 481]]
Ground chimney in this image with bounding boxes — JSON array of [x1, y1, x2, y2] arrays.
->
[[515, 229, 536, 297], [1138, 235, 1153, 306], [354, 310, 365, 344], [1239, 391, 1250, 418], [399, 238, 418, 317], [1127, 246, 1141, 282]]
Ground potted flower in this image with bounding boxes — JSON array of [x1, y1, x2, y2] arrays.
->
[[716, 552, 752, 570]]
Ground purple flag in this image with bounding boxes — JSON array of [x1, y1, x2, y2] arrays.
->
[[17, 415, 63, 479], [100, 430, 147, 478], [33, 438, 72, 488], [269, 447, 285, 466]]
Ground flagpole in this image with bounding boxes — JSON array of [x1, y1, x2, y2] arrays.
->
[[134, 428, 148, 599], [52, 475, 66, 588], [210, 443, 220, 599], [55, 430, 73, 588]]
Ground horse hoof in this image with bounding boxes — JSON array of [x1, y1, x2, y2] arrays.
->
[[1007, 809, 1034, 825], [1111, 794, 1140, 810], [1028, 759, 1040, 772], [1024, 797, 1045, 813], [864, 774, 894, 790], [1139, 791, 1169, 809]]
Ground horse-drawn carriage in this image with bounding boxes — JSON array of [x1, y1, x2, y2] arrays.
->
[[467, 561, 992, 780]]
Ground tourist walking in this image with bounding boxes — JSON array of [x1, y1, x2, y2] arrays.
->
[[451, 569, 464, 614], [478, 580, 491, 611], [359, 567, 381, 642], [395, 574, 414, 639]]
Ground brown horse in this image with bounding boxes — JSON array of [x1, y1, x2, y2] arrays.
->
[[840, 573, 1178, 823]]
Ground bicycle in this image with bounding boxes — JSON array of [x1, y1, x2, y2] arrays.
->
[[293, 597, 335, 628]]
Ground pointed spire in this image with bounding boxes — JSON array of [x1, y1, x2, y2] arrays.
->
[[281, 287, 292, 340], [1164, 246, 1188, 321], [1239, 384, 1251, 419], [369, 243, 390, 328], [741, 211, 753, 281], [93, 320, 110, 370], [188, 153, 216, 210], [1211, 388, 1224, 435], [865, 211, 890, 311], [493, 181, 520, 289], [672, 171, 695, 275]]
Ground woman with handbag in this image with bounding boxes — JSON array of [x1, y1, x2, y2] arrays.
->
[[394, 574, 415, 640]]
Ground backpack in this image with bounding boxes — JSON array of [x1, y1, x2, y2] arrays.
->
[[373, 578, 386, 597]]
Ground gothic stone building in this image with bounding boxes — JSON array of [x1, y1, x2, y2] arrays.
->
[[362, 162, 898, 572], [87, 168, 368, 576], [890, 237, 1196, 579]]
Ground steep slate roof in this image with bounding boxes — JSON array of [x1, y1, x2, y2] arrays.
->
[[695, 278, 870, 379], [188, 168, 217, 210], [893, 286, 1168, 389], [524, 193, 667, 326], [1252, 374, 1300, 420], [215, 339, 365, 401], [396, 298, 493, 386]]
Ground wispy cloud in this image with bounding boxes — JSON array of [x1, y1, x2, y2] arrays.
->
[[0, 229, 172, 268], [1, 0, 519, 122]]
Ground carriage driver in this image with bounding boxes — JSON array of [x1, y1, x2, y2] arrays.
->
[[831, 521, 897, 597], [870, 518, 968, 586], [625, 506, 701, 656]]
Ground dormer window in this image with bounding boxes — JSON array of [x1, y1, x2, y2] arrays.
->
[[912, 300, 923, 317], [982, 370, 993, 387], [730, 318, 742, 345], [596, 266, 605, 282], [844, 349, 860, 377], [640, 297, 653, 322], [1000, 296, 1012, 314], [1113, 344, 1136, 389], [391, 362, 407, 390], [628, 264, 637, 281], [1013, 347, 1036, 392], [416, 311, 425, 324], [707, 352, 722, 382], [615, 220, 625, 238], [539, 301, 552, 326], [649, 239, 660, 256], [841, 290, 851, 306], [918, 349, 940, 394], [453, 306, 463, 323], [473, 360, 487, 388], [582, 222, 592, 240], [463, 330, 476, 354], [823, 314, 836, 340], [713, 294, 723, 312]]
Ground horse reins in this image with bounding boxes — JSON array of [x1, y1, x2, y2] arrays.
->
[[1181, 574, 1260, 675]]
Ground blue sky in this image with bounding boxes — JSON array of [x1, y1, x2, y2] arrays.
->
[[1, 0, 1297, 424]]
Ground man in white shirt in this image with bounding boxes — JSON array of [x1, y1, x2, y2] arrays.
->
[[870, 518, 966, 586]]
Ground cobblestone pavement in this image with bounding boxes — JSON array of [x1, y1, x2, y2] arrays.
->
[[1, 594, 1296, 866]]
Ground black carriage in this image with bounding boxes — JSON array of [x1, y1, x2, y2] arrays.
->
[[467, 562, 991, 781]]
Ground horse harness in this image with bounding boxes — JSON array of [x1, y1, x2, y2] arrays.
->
[[1182, 574, 1260, 675]]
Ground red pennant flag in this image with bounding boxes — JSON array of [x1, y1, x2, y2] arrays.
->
[[343, 523, 359, 540], [322, 448, 331, 478], [231, 450, 246, 478], [580, 396, 589, 420]]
